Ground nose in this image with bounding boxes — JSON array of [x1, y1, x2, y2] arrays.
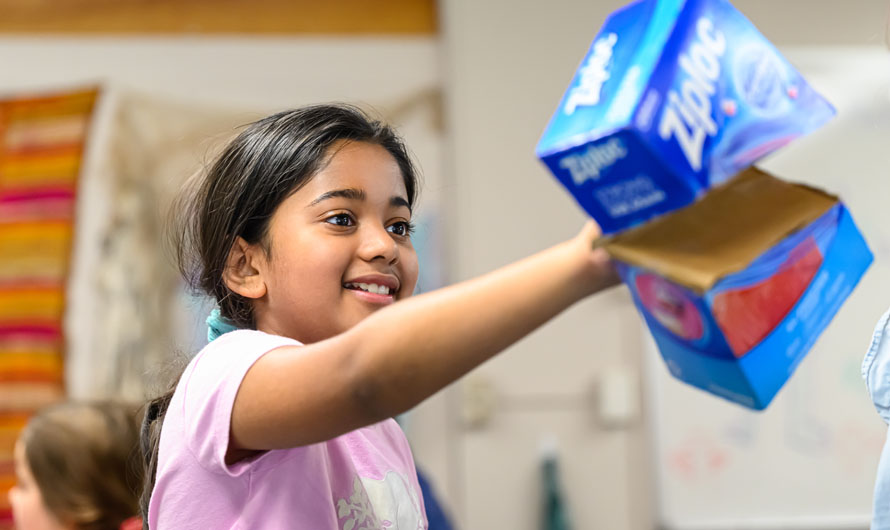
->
[[358, 224, 399, 264]]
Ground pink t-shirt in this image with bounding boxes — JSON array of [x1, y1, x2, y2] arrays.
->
[[148, 330, 427, 529]]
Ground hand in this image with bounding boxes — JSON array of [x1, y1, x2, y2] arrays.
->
[[572, 221, 621, 295]]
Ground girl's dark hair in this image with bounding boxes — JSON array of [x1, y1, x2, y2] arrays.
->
[[22, 401, 144, 530], [139, 104, 420, 525]]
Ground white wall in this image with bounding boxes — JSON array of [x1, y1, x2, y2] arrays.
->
[[0, 36, 439, 109], [437, 0, 890, 529], [437, 0, 653, 526]]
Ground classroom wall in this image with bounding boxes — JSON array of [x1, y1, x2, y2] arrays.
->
[[0, 34, 443, 388], [437, 0, 889, 528]]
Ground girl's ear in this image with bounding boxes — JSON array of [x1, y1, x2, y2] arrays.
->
[[223, 237, 268, 299]]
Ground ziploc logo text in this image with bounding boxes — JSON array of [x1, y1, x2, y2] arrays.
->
[[559, 138, 628, 185], [658, 18, 726, 171], [564, 33, 618, 115]]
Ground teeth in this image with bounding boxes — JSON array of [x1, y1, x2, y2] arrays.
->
[[347, 283, 391, 295]]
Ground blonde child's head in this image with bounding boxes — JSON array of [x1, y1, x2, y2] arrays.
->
[[9, 401, 143, 530]]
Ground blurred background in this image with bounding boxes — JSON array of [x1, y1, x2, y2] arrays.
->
[[0, 0, 888, 529]]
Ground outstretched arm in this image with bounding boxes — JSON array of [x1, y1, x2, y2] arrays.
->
[[230, 222, 618, 453]]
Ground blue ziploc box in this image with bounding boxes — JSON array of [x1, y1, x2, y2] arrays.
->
[[602, 168, 872, 409], [536, 0, 835, 234]]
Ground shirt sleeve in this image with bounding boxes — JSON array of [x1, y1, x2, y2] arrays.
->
[[864, 307, 890, 424], [179, 329, 300, 476]]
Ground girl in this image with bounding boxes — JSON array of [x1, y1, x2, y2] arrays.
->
[[8, 401, 143, 530], [141, 104, 618, 529]]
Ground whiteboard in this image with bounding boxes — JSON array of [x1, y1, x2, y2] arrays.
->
[[645, 47, 890, 530]]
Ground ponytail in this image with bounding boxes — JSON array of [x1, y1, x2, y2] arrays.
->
[[139, 355, 188, 530]]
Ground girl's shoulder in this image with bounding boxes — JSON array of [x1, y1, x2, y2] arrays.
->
[[165, 330, 304, 474], [193, 329, 301, 367], [180, 329, 301, 396]]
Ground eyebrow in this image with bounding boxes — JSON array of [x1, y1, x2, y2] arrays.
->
[[390, 196, 411, 211], [310, 187, 412, 212], [309, 188, 365, 206]]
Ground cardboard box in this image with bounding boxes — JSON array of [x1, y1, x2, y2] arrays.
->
[[536, 0, 835, 234], [603, 168, 872, 409]]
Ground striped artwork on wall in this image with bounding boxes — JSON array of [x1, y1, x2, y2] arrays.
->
[[0, 87, 99, 528]]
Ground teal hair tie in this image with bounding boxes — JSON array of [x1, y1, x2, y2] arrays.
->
[[206, 308, 238, 342]]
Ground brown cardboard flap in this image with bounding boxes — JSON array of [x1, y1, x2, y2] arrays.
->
[[602, 168, 838, 293]]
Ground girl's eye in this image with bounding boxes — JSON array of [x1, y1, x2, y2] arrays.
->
[[325, 213, 354, 227], [387, 221, 414, 237]]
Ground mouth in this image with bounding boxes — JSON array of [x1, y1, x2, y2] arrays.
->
[[343, 282, 395, 296], [342, 277, 399, 306]]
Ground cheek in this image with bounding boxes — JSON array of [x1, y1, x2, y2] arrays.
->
[[9, 487, 36, 528], [401, 248, 420, 294], [10, 488, 65, 530], [270, 242, 349, 297], [8, 487, 21, 517]]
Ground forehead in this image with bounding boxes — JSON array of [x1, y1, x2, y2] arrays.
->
[[302, 141, 408, 200]]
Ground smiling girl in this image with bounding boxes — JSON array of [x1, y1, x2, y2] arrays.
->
[[140, 104, 617, 529]]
